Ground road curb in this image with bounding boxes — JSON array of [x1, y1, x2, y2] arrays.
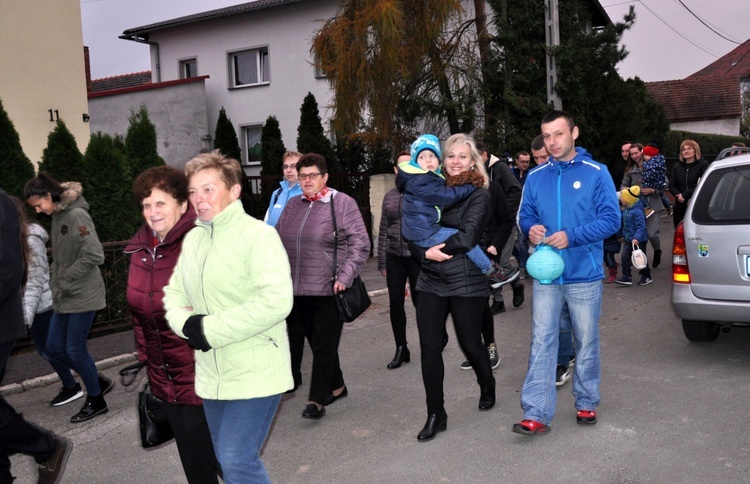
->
[[0, 352, 139, 397]]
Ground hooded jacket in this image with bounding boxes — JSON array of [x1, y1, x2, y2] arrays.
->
[[396, 161, 476, 243], [619, 199, 648, 244], [49, 182, 106, 313], [518, 148, 621, 284], [0, 190, 25, 346], [487, 154, 522, 215], [164, 200, 294, 400], [125, 206, 202, 405], [22, 223, 53, 327], [276, 189, 370, 296]]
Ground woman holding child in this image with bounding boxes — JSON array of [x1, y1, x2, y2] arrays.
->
[[405, 133, 495, 442]]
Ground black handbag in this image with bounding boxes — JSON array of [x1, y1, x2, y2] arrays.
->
[[119, 362, 174, 448], [330, 194, 371, 322], [138, 383, 174, 448]]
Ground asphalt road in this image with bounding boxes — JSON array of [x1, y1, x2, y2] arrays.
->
[[5, 216, 750, 483]]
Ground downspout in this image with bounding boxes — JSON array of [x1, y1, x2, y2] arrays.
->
[[119, 34, 161, 82]]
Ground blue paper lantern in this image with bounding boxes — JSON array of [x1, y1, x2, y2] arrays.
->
[[526, 244, 564, 284]]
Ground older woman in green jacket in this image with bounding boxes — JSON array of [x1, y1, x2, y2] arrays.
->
[[164, 150, 293, 484]]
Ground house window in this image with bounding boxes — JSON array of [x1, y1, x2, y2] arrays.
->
[[314, 54, 326, 79], [230, 48, 269, 87], [180, 58, 197, 79], [243, 125, 263, 165]]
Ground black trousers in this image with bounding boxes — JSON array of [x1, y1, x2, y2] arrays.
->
[[0, 396, 57, 483], [164, 402, 222, 484], [416, 292, 494, 415], [294, 296, 345, 405], [287, 304, 305, 386], [385, 253, 421, 347]]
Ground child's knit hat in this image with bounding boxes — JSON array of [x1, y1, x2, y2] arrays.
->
[[620, 185, 641, 206], [643, 144, 659, 157], [410, 134, 442, 168]]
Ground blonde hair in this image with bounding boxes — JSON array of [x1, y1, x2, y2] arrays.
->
[[679, 140, 702, 162], [185, 150, 243, 190], [443, 133, 489, 188], [282, 150, 303, 162]]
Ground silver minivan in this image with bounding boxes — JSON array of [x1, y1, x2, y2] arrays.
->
[[671, 151, 750, 342]]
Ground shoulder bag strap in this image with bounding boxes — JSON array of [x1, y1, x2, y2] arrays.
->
[[330, 193, 338, 283]]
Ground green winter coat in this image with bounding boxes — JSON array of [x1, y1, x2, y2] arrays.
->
[[164, 200, 294, 400], [50, 182, 106, 313]]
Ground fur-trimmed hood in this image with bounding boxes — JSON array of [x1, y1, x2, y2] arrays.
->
[[55, 182, 87, 213]]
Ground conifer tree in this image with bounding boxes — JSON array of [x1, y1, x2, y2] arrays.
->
[[38, 119, 84, 182], [213, 107, 242, 161], [260, 116, 286, 176], [297, 92, 336, 167], [82, 132, 138, 242], [0, 98, 36, 197], [125, 105, 164, 179]]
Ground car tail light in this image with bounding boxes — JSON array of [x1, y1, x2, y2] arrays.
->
[[672, 221, 690, 283]]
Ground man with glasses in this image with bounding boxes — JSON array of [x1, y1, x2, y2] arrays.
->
[[264, 151, 303, 227]]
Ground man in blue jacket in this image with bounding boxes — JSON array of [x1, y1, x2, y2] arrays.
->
[[264, 151, 303, 227], [513, 111, 620, 435]]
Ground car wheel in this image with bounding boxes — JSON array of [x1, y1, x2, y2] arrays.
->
[[682, 320, 721, 342]]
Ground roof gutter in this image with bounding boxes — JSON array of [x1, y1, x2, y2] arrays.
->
[[119, 33, 161, 83]]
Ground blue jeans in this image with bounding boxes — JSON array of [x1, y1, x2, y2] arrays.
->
[[515, 230, 530, 269], [203, 395, 281, 484], [557, 304, 575, 367], [416, 227, 492, 273], [30, 310, 77, 388], [47, 311, 100, 395], [521, 281, 602, 425]]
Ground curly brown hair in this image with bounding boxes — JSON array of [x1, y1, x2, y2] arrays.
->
[[132, 166, 189, 206]]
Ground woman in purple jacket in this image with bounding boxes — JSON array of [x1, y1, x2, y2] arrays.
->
[[125, 166, 221, 483], [276, 153, 370, 420]]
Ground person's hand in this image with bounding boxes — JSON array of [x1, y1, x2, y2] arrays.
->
[[631, 239, 639, 246], [333, 280, 347, 294], [379, 269, 387, 277], [425, 243, 452, 262], [487, 245, 497, 256], [545, 230, 569, 249], [618, 237, 625, 243], [529, 225, 547, 245], [676, 194, 685, 203]]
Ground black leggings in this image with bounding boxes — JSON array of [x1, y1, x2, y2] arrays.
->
[[385, 254, 421, 347], [416, 292, 494, 415]]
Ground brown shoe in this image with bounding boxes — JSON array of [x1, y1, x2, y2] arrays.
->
[[38, 436, 73, 484]]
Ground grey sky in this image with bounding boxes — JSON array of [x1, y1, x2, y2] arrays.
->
[[81, 0, 749, 82]]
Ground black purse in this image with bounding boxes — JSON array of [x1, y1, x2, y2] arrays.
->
[[330, 194, 371, 322], [120, 362, 174, 448]]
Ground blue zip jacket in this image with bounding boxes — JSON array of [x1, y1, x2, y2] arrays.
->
[[264, 180, 303, 227], [395, 162, 476, 242], [518, 147, 620, 284], [619, 199, 648, 244]]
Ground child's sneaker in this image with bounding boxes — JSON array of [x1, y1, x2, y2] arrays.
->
[[637, 276, 653, 286], [487, 265, 520, 289], [615, 275, 632, 285]]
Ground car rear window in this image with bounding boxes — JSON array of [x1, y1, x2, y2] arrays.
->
[[691, 164, 750, 225]]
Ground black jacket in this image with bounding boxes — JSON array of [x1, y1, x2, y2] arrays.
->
[[488, 158, 522, 215], [482, 179, 514, 254], [0, 189, 26, 347], [377, 188, 412, 270], [410, 189, 491, 298], [669, 158, 709, 206]]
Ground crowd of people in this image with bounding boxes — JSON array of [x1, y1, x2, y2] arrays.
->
[[2, 106, 740, 481]]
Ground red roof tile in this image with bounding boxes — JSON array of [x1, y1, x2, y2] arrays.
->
[[90, 71, 152, 93], [687, 39, 750, 80], [645, 76, 742, 122]]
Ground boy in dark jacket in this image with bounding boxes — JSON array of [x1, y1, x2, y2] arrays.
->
[[396, 134, 508, 288], [616, 185, 652, 286]]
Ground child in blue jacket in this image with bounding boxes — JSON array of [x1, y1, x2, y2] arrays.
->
[[615, 185, 652, 286], [396, 134, 506, 288]]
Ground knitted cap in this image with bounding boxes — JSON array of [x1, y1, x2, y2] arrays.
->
[[643, 145, 659, 157], [410, 134, 442, 167], [620, 185, 641, 206]]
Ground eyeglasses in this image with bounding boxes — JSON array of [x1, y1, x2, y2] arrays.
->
[[282, 164, 296, 170], [298, 172, 324, 180]]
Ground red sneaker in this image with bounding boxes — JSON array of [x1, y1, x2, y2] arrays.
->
[[576, 409, 597, 425], [512, 419, 551, 435]]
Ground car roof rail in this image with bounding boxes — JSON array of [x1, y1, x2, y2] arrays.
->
[[715, 146, 750, 161]]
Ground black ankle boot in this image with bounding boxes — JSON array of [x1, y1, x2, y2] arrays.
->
[[478, 382, 496, 411], [70, 394, 108, 423], [387, 345, 410, 369], [417, 411, 447, 441]]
